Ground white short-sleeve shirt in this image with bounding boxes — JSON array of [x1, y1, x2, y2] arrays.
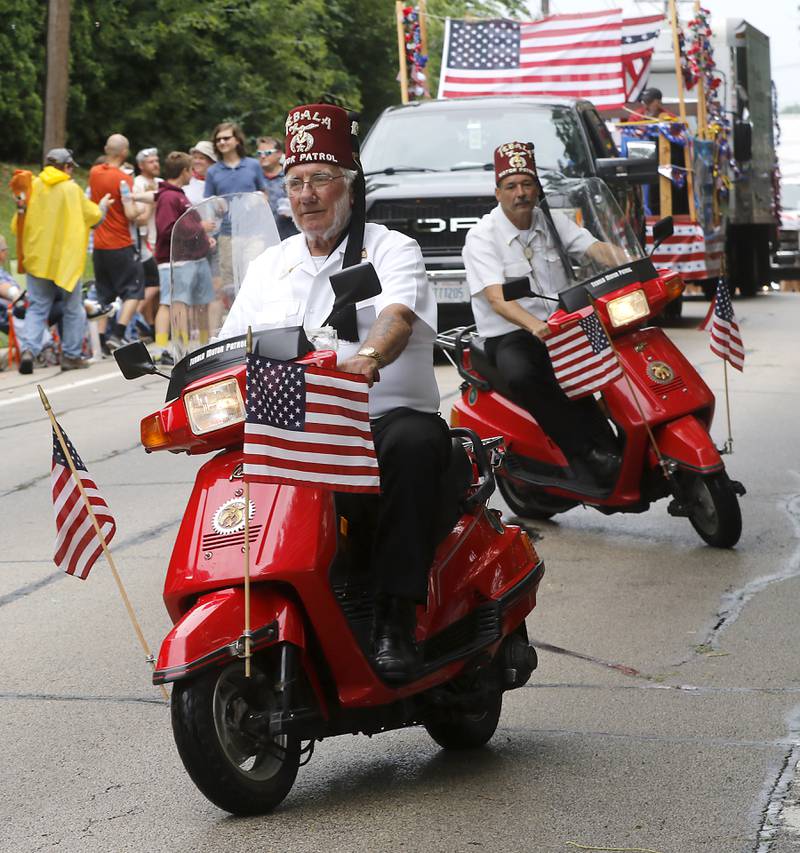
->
[[219, 222, 439, 419], [463, 204, 596, 338]]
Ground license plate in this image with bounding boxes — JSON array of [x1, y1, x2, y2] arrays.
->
[[432, 280, 469, 304]]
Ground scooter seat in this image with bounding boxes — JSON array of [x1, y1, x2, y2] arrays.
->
[[469, 336, 516, 399], [433, 438, 474, 543]]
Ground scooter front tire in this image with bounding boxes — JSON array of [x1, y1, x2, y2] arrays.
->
[[423, 689, 503, 750], [171, 661, 300, 815], [684, 472, 742, 549]]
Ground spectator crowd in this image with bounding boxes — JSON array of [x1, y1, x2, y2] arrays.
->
[[1, 122, 295, 374]]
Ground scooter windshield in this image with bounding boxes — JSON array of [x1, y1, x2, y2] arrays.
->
[[167, 192, 281, 361], [538, 175, 646, 286]]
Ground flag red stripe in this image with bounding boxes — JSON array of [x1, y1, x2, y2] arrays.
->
[[244, 454, 379, 478], [303, 422, 374, 440], [624, 15, 665, 26], [245, 432, 377, 458], [306, 381, 369, 404], [306, 400, 371, 422], [444, 71, 623, 85], [442, 85, 626, 99], [245, 472, 380, 494]]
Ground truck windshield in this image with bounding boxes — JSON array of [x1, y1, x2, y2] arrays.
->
[[362, 104, 591, 176]]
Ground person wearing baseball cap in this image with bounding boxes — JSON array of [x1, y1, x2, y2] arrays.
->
[[462, 141, 623, 484], [220, 103, 448, 682]]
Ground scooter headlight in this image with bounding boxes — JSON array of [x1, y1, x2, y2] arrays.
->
[[184, 378, 245, 435], [606, 289, 649, 328]]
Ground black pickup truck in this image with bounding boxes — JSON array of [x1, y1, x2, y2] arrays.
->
[[361, 96, 653, 325]]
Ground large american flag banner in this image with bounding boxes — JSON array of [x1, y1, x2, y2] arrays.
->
[[438, 10, 663, 108], [243, 354, 380, 493], [645, 216, 724, 281], [51, 426, 116, 580], [704, 280, 745, 371], [546, 311, 623, 399]]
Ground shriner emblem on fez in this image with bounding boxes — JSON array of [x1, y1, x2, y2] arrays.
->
[[509, 152, 527, 170], [290, 123, 317, 154]]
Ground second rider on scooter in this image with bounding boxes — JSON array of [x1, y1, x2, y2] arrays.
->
[[218, 103, 450, 683], [462, 141, 625, 485]]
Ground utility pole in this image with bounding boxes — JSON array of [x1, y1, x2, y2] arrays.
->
[[42, 0, 71, 158]]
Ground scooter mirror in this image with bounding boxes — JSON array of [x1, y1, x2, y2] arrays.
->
[[651, 216, 674, 253], [329, 262, 382, 310], [113, 340, 168, 380], [502, 276, 534, 302]]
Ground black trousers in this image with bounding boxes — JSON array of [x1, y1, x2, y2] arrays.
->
[[370, 407, 451, 604], [486, 329, 611, 458]]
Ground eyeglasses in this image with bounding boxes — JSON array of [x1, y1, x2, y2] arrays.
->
[[215, 134, 234, 143], [286, 173, 344, 197], [257, 148, 278, 157]]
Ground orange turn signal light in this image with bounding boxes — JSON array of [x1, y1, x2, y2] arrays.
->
[[141, 413, 171, 450], [665, 275, 685, 302]]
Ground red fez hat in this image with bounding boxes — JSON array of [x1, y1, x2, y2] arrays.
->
[[494, 141, 538, 184], [284, 103, 359, 172]]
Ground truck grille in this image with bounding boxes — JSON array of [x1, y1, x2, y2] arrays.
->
[[367, 197, 496, 256]]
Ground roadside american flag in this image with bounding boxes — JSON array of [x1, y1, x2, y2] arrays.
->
[[438, 10, 663, 108], [622, 14, 664, 103], [51, 426, 116, 580], [704, 280, 745, 371], [545, 311, 623, 399], [243, 354, 380, 493]]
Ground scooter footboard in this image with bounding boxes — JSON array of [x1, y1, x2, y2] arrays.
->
[[652, 415, 724, 474], [153, 587, 305, 685]]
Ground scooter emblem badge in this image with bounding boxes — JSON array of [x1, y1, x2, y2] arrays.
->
[[647, 361, 675, 383], [212, 497, 255, 535]]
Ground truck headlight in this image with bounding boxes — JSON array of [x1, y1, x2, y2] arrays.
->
[[184, 378, 245, 435], [607, 289, 649, 328]]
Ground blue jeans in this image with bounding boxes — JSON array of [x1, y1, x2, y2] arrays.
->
[[20, 275, 86, 359]]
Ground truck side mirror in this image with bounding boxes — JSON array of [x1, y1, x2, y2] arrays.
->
[[733, 120, 753, 163], [651, 216, 674, 253], [114, 340, 169, 380], [595, 156, 658, 185]]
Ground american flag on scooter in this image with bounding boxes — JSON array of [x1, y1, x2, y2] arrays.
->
[[545, 310, 623, 399], [243, 354, 381, 493], [702, 279, 745, 371]]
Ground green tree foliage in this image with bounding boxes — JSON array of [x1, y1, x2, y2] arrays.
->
[[0, 2, 46, 161], [0, 0, 524, 163]]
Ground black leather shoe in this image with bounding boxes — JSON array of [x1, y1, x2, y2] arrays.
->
[[583, 447, 621, 486], [372, 596, 420, 683]]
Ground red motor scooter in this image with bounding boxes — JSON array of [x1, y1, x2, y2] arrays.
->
[[437, 179, 745, 548], [113, 193, 544, 815]]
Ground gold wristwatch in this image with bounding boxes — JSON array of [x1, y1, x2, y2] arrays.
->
[[357, 346, 385, 368]]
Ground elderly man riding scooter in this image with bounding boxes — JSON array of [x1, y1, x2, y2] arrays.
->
[[462, 141, 624, 484], [219, 103, 449, 683]]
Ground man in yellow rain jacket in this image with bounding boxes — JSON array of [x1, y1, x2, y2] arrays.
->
[[15, 148, 111, 374]]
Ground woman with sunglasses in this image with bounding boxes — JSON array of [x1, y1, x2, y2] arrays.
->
[[204, 122, 268, 288], [204, 122, 267, 199]]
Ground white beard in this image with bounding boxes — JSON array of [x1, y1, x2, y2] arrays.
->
[[293, 190, 353, 243]]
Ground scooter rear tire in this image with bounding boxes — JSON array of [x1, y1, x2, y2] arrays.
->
[[497, 476, 575, 520], [171, 661, 300, 815], [685, 472, 742, 549], [423, 689, 503, 750]]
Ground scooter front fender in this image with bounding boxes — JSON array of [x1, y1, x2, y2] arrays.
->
[[652, 415, 724, 474], [153, 586, 305, 685]]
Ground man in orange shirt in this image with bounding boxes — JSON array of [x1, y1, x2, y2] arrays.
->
[[89, 133, 144, 351]]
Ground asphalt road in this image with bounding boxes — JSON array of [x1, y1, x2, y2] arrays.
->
[[1, 293, 799, 853]]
